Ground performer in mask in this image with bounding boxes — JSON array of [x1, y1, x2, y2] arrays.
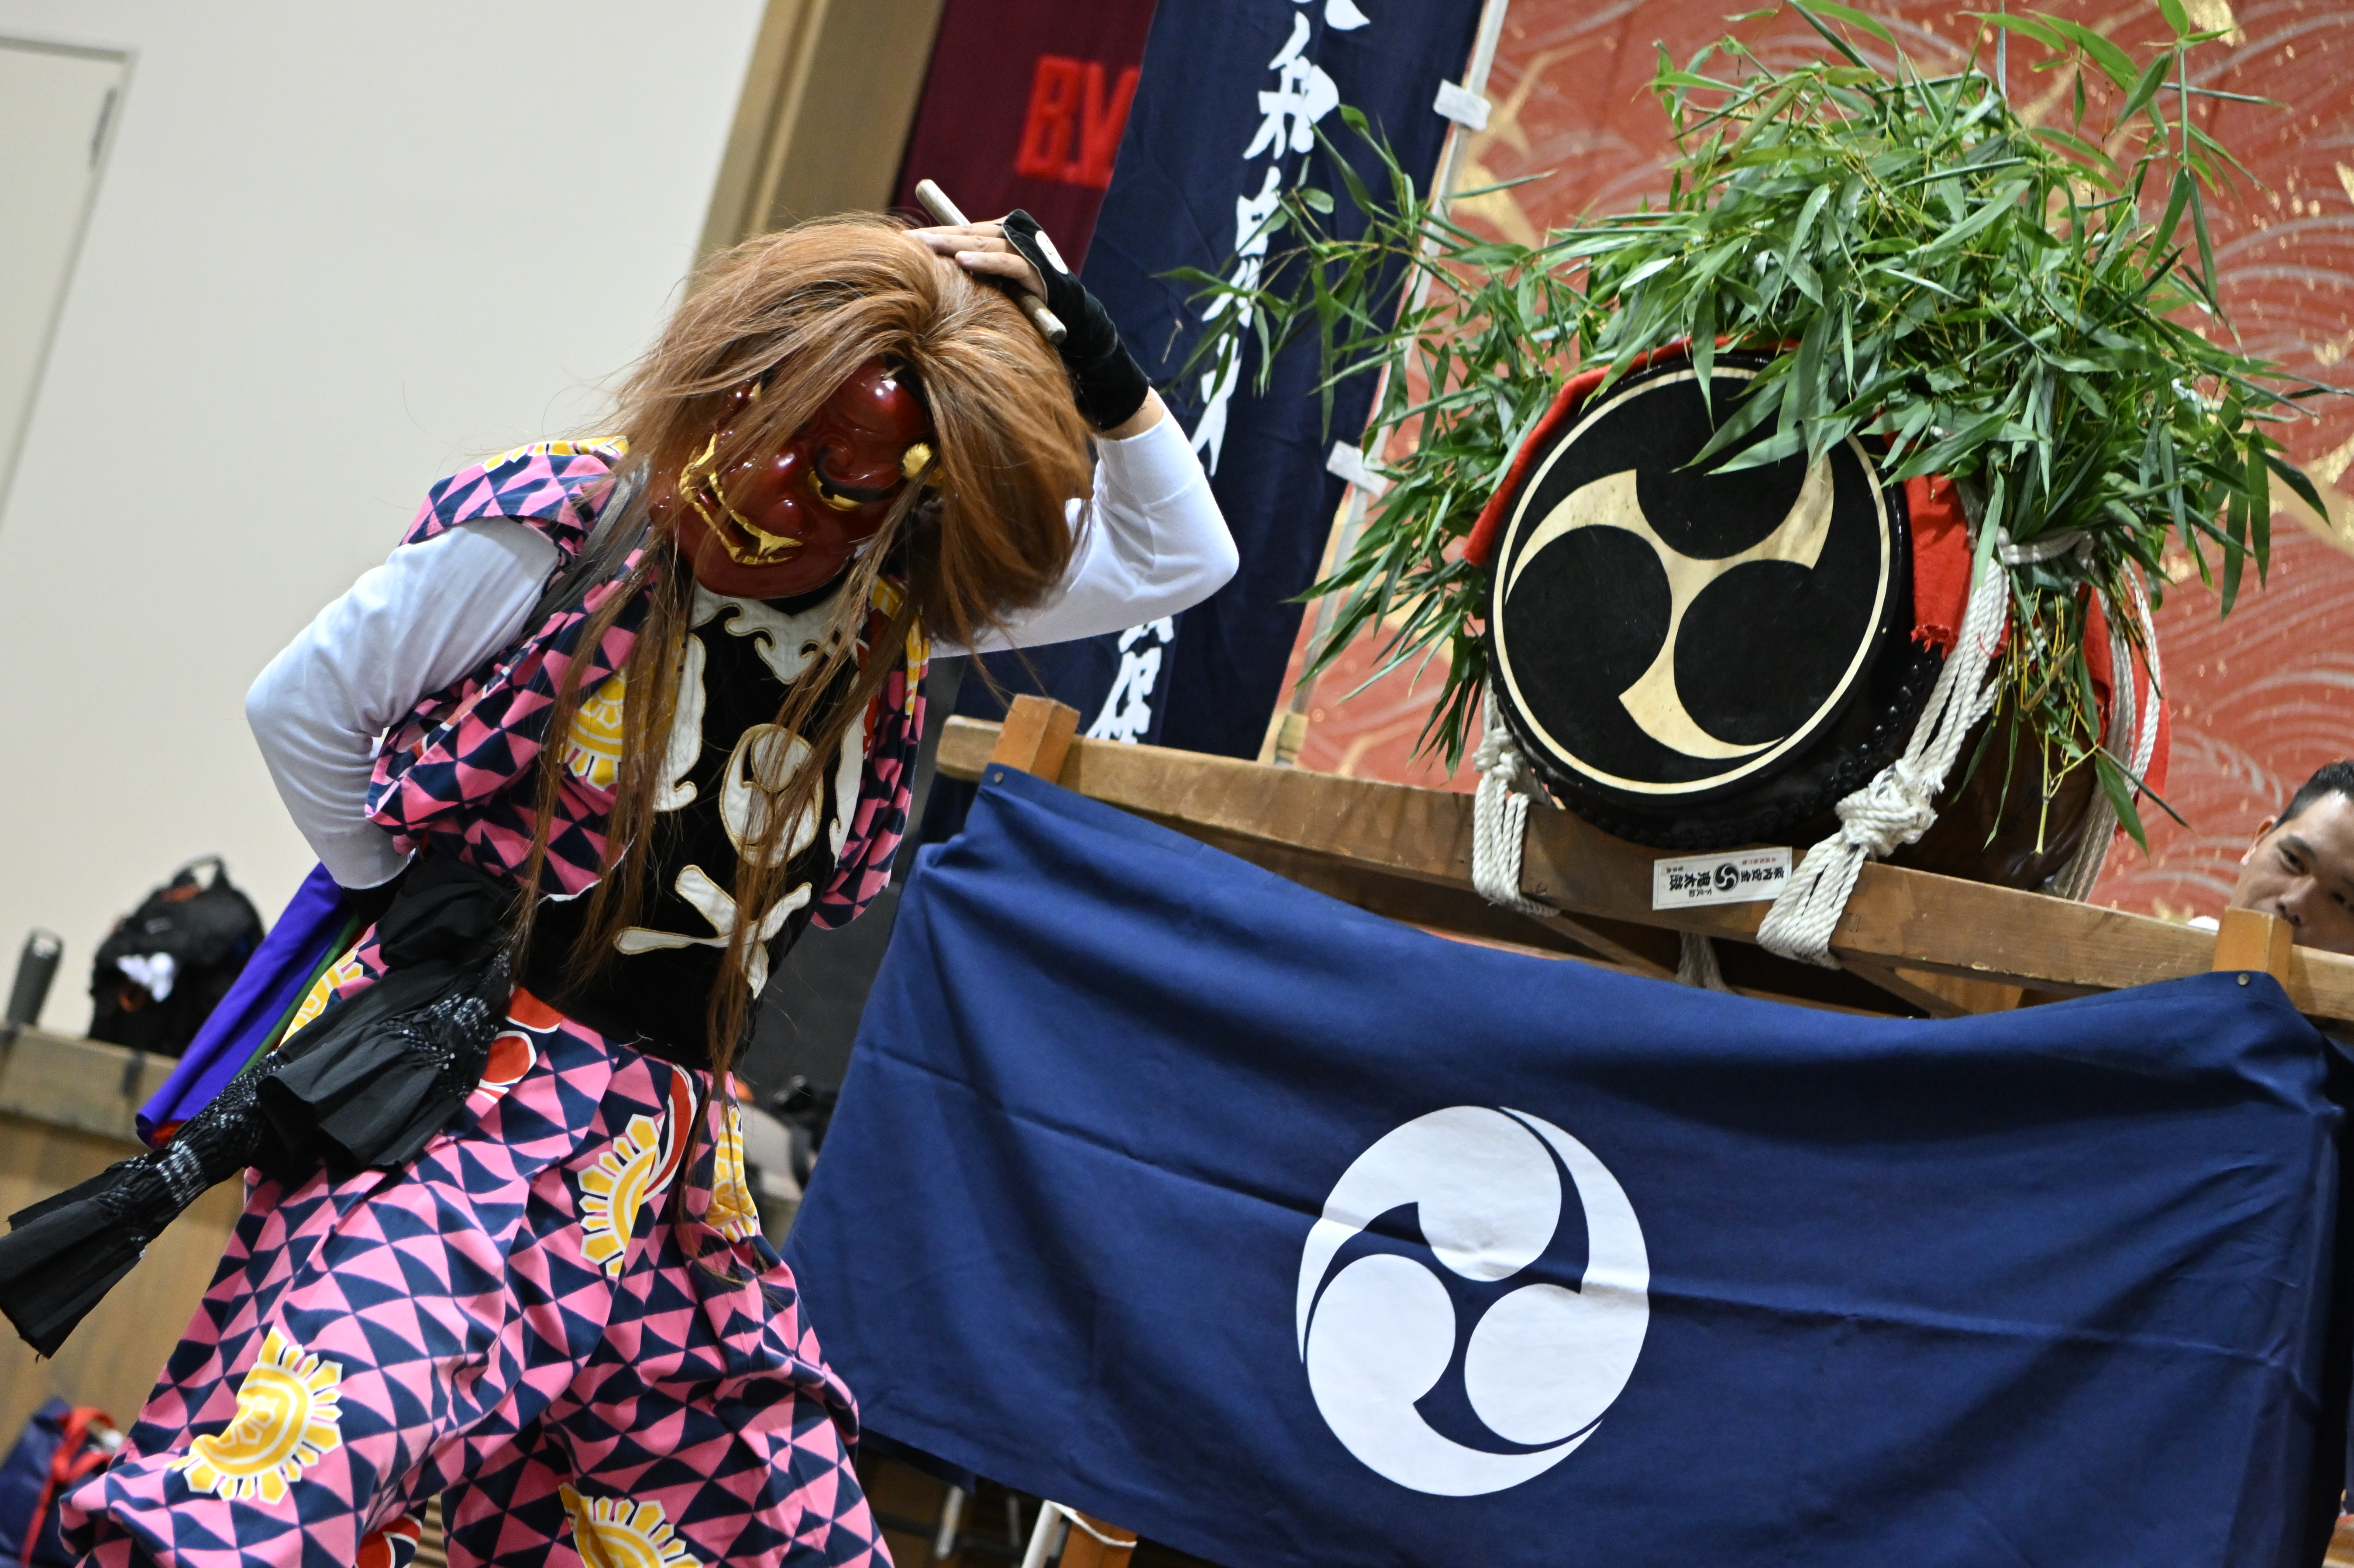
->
[[48, 214, 1234, 1568]]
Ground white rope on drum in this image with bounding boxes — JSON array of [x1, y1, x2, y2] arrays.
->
[[1755, 531, 2014, 966], [2047, 567, 2163, 903], [1471, 694, 1555, 918], [1473, 689, 1738, 991], [1676, 930, 1735, 992]]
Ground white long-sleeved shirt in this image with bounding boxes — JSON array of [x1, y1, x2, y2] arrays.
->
[[247, 413, 1236, 890]]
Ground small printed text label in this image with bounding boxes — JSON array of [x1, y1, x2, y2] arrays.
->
[[1651, 847, 1793, 910]]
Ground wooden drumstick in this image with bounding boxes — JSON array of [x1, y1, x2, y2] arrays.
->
[[914, 178, 1068, 346]]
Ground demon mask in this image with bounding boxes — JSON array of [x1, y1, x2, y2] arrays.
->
[[666, 358, 933, 599]]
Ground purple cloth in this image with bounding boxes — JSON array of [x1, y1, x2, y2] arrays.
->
[[136, 864, 346, 1145]]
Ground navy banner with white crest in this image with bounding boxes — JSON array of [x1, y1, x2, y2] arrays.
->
[[789, 767, 2347, 1568], [952, 0, 1482, 758]]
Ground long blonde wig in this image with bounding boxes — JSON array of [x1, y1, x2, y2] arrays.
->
[[510, 216, 1094, 1084]]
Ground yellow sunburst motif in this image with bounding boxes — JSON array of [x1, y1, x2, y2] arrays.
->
[[168, 1327, 343, 1504], [282, 950, 367, 1043], [562, 671, 629, 789], [559, 1485, 697, 1568], [868, 580, 929, 708], [488, 437, 628, 468], [578, 1112, 664, 1276], [706, 1105, 762, 1243]]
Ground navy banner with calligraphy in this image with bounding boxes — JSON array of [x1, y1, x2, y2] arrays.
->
[[952, 0, 1482, 759], [788, 766, 2350, 1568]]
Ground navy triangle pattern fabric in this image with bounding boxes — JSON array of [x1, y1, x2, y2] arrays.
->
[[787, 767, 2349, 1568]]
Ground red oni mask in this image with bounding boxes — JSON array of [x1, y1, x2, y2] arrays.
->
[[666, 358, 933, 599]]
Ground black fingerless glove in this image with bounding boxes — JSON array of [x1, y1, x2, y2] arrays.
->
[[1001, 210, 1152, 433]]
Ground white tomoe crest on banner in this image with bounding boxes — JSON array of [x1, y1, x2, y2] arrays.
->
[[1296, 1106, 1650, 1496]]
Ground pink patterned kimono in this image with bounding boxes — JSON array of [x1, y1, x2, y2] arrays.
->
[[64, 443, 917, 1568]]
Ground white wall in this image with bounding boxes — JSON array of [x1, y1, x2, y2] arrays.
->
[[0, 2, 764, 1029]]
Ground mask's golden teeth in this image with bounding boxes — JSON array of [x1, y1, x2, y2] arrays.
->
[[727, 513, 802, 564]]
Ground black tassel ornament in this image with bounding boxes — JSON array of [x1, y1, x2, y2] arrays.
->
[[0, 1067, 268, 1356], [0, 853, 510, 1355]]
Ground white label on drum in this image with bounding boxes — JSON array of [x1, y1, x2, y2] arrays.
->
[[1651, 847, 1793, 910]]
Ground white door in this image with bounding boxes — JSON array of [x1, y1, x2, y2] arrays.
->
[[0, 37, 129, 518]]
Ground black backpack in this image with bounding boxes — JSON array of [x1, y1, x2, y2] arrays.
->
[[88, 856, 262, 1056]]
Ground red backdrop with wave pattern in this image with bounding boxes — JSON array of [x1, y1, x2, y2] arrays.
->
[[1277, 0, 2354, 918]]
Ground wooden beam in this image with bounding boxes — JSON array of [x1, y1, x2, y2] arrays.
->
[[988, 696, 1079, 781], [2213, 907, 2294, 980], [1173, 829, 1605, 963], [1518, 911, 1680, 979], [942, 716, 1482, 892], [1512, 814, 2354, 1021], [1057, 1513, 1137, 1568], [933, 718, 2354, 1025], [1843, 959, 2024, 1019], [0, 1028, 173, 1144]]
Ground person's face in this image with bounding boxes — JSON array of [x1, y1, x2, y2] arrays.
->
[[2230, 791, 2354, 954], [662, 358, 933, 599]]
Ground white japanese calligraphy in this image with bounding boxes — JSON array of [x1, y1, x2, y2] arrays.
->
[[1192, 165, 1285, 473], [1190, 4, 1370, 475], [1154, 0, 1377, 747], [1087, 618, 1178, 743], [1244, 15, 1339, 159]]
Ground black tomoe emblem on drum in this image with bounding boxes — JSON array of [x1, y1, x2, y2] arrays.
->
[[1487, 356, 1936, 850]]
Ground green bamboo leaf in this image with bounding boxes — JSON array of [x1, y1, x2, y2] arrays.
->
[[1790, 309, 1831, 438], [2244, 430, 2271, 581], [2094, 751, 2149, 852], [1785, 251, 1825, 305], [1919, 180, 2028, 255], [1691, 287, 1718, 416], [1727, 78, 1804, 160], [1786, 2, 1869, 65], [2118, 52, 2173, 128], [1690, 376, 1785, 466], [2034, 15, 2140, 91], [1712, 425, 1808, 473], [1786, 180, 1835, 257], [1795, 0, 1895, 45], [1966, 12, 2069, 54], [2220, 486, 2247, 613], [2151, 166, 2193, 259], [1899, 409, 2012, 477], [2187, 179, 2218, 306], [2266, 452, 2326, 517]]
